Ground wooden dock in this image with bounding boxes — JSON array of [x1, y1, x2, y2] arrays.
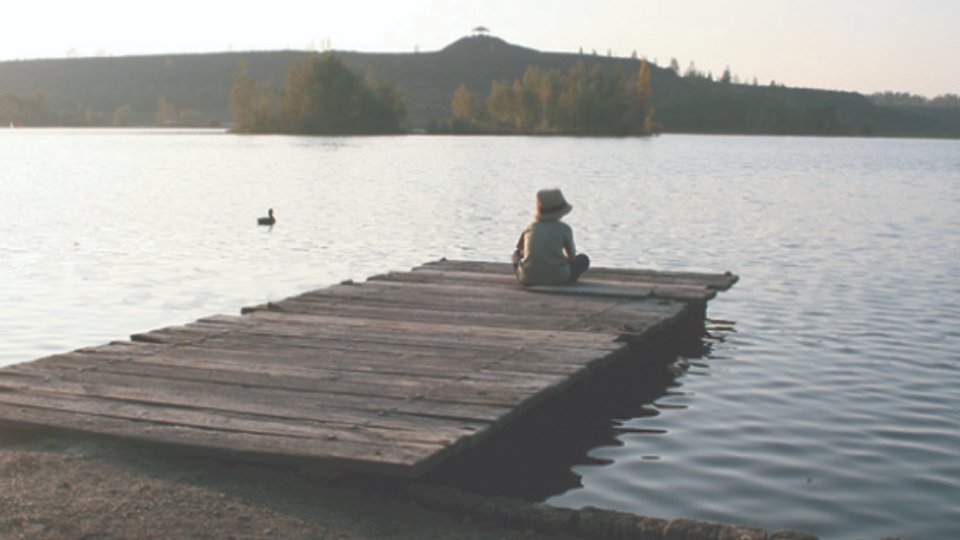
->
[[0, 259, 736, 477]]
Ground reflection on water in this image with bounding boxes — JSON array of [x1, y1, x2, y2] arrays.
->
[[428, 324, 718, 500], [2, 130, 959, 539]]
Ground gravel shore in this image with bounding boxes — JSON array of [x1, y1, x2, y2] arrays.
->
[[0, 429, 569, 540], [2, 428, 825, 540]]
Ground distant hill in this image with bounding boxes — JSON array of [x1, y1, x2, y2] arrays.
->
[[0, 50, 311, 126], [2, 35, 958, 137]]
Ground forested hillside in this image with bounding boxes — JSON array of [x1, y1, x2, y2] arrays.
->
[[1, 35, 957, 137]]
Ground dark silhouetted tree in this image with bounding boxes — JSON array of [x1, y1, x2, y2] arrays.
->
[[230, 52, 404, 134], [457, 60, 654, 136], [278, 53, 403, 134], [450, 83, 476, 121], [229, 60, 258, 131], [155, 96, 177, 126], [112, 104, 134, 126], [720, 66, 732, 84]]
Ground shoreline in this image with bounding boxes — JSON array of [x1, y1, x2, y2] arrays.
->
[[5, 125, 960, 141], [0, 429, 561, 540], [1, 427, 822, 540]]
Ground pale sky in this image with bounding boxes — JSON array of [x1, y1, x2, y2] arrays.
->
[[3, 0, 957, 97]]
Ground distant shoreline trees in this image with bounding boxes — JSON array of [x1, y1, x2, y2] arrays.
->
[[4, 45, 958, 136], [229, 53, 405, 135], [0, 92, 51, 126], [1, 90, 206, 127], [869, 91, 960, 108], [435, 61, 660, 136]]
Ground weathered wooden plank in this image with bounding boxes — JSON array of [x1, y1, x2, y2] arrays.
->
[[0, 367, 500, 434], [263, 282, 623, 314], [2, 344, 618, 452], [0, 389, 469, 449], [189, 302, 624, 339], [370, 269, 521, 287], [129, 330, 616, 368], [19, 338, 609, 402], [243, 292, 687, 337], [0, 259, 734, 477], [377, 268, 722, 300], [296, 285, 619, 310], [526, 282, 715, 302], [128, 314, 625, 357], [0, 400, 443, 474], [132, 333, 613, 375], [259, 284, 676, 331], [167, 338, 604, 373], [245, 295, 620, 330], [8, 352, 516, 423], [178, 332, 613, 369], [8, 353, 568, 410], [417, 259, 739, 290], [369, 270, 718, 306], [29, 349, 575, 405], [153, 342, 598, 376], [241, 301, 590, 331], [586, 267, 738, 290], [237, 312, 623, 347]]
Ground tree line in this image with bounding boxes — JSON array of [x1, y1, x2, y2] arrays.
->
[[1, 91, 208, 127], [869, 92, 960, 108], [436, 61, 658, 136], [0, 92, 50, 126], [229, 53, 405, 134], [7, 46, 955, 137]]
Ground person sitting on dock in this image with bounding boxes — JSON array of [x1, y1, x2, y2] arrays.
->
[[512, 188, 590, 285]]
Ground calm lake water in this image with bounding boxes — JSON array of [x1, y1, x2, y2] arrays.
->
[[2, 129, 958, 538]]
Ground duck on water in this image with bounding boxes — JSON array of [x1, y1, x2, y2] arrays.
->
[[257, 209, 275, 226]]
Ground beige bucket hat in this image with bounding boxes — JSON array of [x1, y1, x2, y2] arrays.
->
[[535, 188, 573, 221]]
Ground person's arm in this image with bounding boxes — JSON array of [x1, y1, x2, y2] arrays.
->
[[563, 227, 577, 262], [513, 231, 526, 266]]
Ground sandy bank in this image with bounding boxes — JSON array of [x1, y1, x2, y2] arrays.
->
[[0, 429, 569, 540], [1, 428, 822, 540]]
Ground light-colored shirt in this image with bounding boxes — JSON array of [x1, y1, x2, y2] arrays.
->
[[516, 219, 576, 285]]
